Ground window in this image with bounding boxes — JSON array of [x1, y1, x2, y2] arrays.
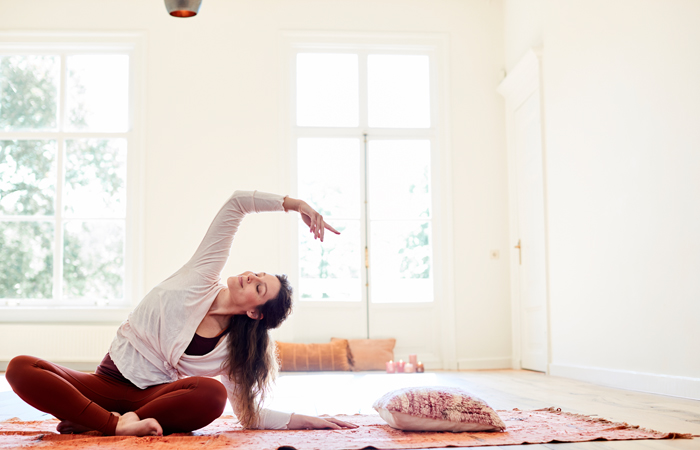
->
[[290, 38, 439, 304], [0, 34, 143, 312]]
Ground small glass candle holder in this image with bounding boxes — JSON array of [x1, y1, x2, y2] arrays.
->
[[396, 359, 405, 373]]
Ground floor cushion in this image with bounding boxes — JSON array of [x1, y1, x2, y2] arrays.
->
[[373, 386, 506, 432], [331, 337, 395, 371], [276, 339, 351, 371]]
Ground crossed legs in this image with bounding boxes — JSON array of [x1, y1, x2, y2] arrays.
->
[[6, 355, 227, 436]]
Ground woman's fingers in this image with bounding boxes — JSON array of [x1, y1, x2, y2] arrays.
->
[[300, 205, 318, 239], [288, 414, 357, 430], [314, 218, 342, 241], [317, 214, 325, 241], [325, 417, 358, 429], [325, 222, 341, 235], [301, 213, 312, 234], [323, 420, 342, 430], [313, 416, 358, 429], [302, 213, 319, 240], [311, 417, 340, 429], [298, 203, 341, 241], [313, 217, 320, 240]]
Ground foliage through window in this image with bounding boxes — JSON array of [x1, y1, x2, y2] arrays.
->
[[0, 50, 130, 307], [293, 49, 435, 303]]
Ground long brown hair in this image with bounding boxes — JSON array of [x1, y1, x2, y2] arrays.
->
[[223, 274, 292, 428]]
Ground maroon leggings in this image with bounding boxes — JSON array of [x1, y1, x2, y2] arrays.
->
[[6, 355, 227, 435]]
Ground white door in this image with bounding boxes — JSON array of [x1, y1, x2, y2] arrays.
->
[[286, 135, 442, 368], [279, 41, 447, 369], [513, 91, 548, 372]]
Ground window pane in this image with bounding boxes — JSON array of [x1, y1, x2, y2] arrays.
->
[[299, 220, 361, 302], [370, 221, 432, 303], [0, 221, 54, 299], [0, 55, 59, 131], [64, 139, 126, 218], [0, 140, 56, 216], [297, 138, 360, 219], [296, 53, 358, 127], [66, 55, 129, 132], [368, 54, 430, 128], [63, 220, 124, 300], [368, 140, 431, 220]]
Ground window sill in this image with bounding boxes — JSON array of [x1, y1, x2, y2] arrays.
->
[[0, 307, 130, 324]]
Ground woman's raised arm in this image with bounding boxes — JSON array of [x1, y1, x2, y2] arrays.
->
[[185, 190, 285, 279], [185, 192, 339, 280]]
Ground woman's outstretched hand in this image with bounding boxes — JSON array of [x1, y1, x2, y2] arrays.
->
[[287, 413, 358, 430], [283, 197, 340, 242]]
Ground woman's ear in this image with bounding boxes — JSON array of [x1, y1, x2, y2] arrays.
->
[[246, 310, 264, 320]]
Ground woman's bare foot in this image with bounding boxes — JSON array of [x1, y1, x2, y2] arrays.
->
[[57, 420, 92, 434], [57, 413, 121, 434], [115, 412, 162, 437]]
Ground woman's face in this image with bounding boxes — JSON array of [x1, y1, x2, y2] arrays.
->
[[227, 271, 281, 317]]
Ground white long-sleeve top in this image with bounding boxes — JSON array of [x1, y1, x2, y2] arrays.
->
[[108, 190, 292, 429]]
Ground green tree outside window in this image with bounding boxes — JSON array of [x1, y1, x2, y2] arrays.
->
[[0, 54, 127, 303]]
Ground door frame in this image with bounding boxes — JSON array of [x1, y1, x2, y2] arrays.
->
[[275, 31, 458, 370], [497, 48, 552, 373]]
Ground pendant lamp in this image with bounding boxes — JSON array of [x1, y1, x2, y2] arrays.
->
[[164, 0, 202, 17]]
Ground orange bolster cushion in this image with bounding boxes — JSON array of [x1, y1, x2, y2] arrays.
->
[[276, 339, 351, 372], [331, 337, 396, 371]]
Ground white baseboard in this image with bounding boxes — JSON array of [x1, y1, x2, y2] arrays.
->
[[549, 363, 700, 400], [458, 357, 512, 370]]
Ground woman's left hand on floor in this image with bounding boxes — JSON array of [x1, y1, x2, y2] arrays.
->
[[287, 413, 358, 430]]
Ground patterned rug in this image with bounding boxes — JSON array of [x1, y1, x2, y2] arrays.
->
[[0, 408, 694, 450]]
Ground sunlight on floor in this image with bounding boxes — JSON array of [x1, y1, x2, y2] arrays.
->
[[0, 376, 9, 393], [259, 372, 445, 416]]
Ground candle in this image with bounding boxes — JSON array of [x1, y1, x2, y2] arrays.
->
[[385, 360, 395, 374], [396, 359, 405, 373], [404, 362, 415, 373], [416, 361, 425, 373], [409, 354, 418, 366]]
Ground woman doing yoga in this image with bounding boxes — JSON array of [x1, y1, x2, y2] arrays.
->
[[6, 190, 357, 436]]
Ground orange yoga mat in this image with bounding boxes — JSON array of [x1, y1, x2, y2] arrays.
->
[[0, 408, 694, 450]]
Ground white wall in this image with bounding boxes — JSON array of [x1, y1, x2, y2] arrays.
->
[[505, 0, 700, 397], [503, 0, 544, 72], [0, 0, 511, 369]]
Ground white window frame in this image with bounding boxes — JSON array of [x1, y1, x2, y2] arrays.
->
[[278, 32, 457, 359], [0, 31, 146, 323]]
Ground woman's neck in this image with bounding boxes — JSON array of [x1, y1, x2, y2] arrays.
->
[[209, 288, 245, 317]]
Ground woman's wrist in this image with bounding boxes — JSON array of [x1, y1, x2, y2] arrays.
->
[[282, 197, 303, 213], [286, 413, 306, 429]]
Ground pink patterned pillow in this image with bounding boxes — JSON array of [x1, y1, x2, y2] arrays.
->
[[373, 386, 506, 432]]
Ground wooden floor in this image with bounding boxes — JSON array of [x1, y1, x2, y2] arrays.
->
[[1, 369, 698, 449]]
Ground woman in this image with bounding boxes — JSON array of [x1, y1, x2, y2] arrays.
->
[[6, 190, 357, 436]]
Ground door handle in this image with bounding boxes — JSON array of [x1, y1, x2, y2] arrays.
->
[[514, 239, 522, 265]]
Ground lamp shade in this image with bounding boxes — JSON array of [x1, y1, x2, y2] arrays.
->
[[164, 0, 202, 17]]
